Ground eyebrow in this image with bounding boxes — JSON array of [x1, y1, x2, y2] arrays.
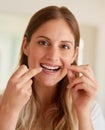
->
[[36, 36, 50, 41], [36, 35, 73, 45]]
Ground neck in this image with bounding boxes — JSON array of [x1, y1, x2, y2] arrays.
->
[[33, 80, 58, 112]]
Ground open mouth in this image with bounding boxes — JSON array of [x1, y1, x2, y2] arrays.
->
[[40, 63, 61, 72]]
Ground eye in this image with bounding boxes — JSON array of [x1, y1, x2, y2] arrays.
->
[[38, 40, 49, 46], [61, 44, 70, 50]]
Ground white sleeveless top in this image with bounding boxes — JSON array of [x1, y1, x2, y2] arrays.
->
[[91, 101, 105, 130]]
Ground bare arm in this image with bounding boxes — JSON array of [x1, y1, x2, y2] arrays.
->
[[0, 104, 19, 130], [77, 111, 94, 130]]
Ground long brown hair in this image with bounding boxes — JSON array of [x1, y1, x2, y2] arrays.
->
[[17, 6, 80, 130]]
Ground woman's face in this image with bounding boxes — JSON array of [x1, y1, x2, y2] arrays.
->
[[23, 19, 78, 87]]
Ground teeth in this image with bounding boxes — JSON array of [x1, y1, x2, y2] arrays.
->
[[41, 64, 60, 70]]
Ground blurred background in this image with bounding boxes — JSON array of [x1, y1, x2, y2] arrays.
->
[[0, 0, 105, 115]]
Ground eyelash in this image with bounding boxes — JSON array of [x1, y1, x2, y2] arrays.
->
[[38, 40, 49, 46], [38, 40, 70, 50], [61, 44, 70, 50]]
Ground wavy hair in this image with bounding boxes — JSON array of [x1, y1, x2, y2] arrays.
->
[[16, 5, 80, 130]]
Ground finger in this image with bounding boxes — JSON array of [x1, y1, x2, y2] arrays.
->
[[19, 67, 42, 84], [22, 79, 33, 90], [18, 79, 32, 99], [72, 82, 98, 98], [11, 65, 29, 80], [69, 65, 96, 81], [68, 76, 97, 89]]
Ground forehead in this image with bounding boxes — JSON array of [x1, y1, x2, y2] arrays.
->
[[32, 19, 75, 42]]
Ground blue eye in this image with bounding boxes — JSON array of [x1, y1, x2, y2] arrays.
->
[[61, 44, 70, 50], [39, 40, 49, 46]]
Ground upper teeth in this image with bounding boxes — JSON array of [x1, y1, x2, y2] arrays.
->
[[41, 64, 60, 70]]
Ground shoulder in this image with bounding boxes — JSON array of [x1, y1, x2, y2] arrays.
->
[[91, 100, 105, 130]]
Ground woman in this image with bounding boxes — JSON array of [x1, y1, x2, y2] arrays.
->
[[0, 6, 105, 130]]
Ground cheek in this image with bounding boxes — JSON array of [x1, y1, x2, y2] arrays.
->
[[61, 54, 74, 66], [65, 49, 76, 64], [27, 50, 41, 68]]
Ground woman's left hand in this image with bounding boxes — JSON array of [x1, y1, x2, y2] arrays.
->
[[67, 64, 98, 114]]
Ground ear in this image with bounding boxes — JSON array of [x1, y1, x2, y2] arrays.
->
[[22, 37, 29, 56], [71, 47, 79, 63]]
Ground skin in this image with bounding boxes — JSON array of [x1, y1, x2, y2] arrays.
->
[[0, 19, 98, 130], [23, 19, 78, 109], [67, 65, 98, 129], [23, 19, 77, 87], [0, 66, 42, 130]]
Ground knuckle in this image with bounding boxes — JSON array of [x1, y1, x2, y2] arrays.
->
[[80, 76, 85, 81], [84, 64, 92, 72], [83, 66, 89, 72], [8, 78, 17, 86], [9, 75, 16, 83], [20, 88, 25, 95], [15, 82, 21, 90], [92, 85, 98, 96], [81, 82, 85, 87], [20, 65, 28, 71], [20, 88, 31, 99]]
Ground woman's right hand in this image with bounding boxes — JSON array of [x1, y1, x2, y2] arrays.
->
[[0, 65, 42, 114]]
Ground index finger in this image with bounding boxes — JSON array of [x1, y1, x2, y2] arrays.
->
[[21, 67, 42, 82], [11, 65, 29, 80], [69, 64, 96, 81]]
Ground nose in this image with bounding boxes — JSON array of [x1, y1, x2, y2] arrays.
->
[[45, 47, 59, 62]]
